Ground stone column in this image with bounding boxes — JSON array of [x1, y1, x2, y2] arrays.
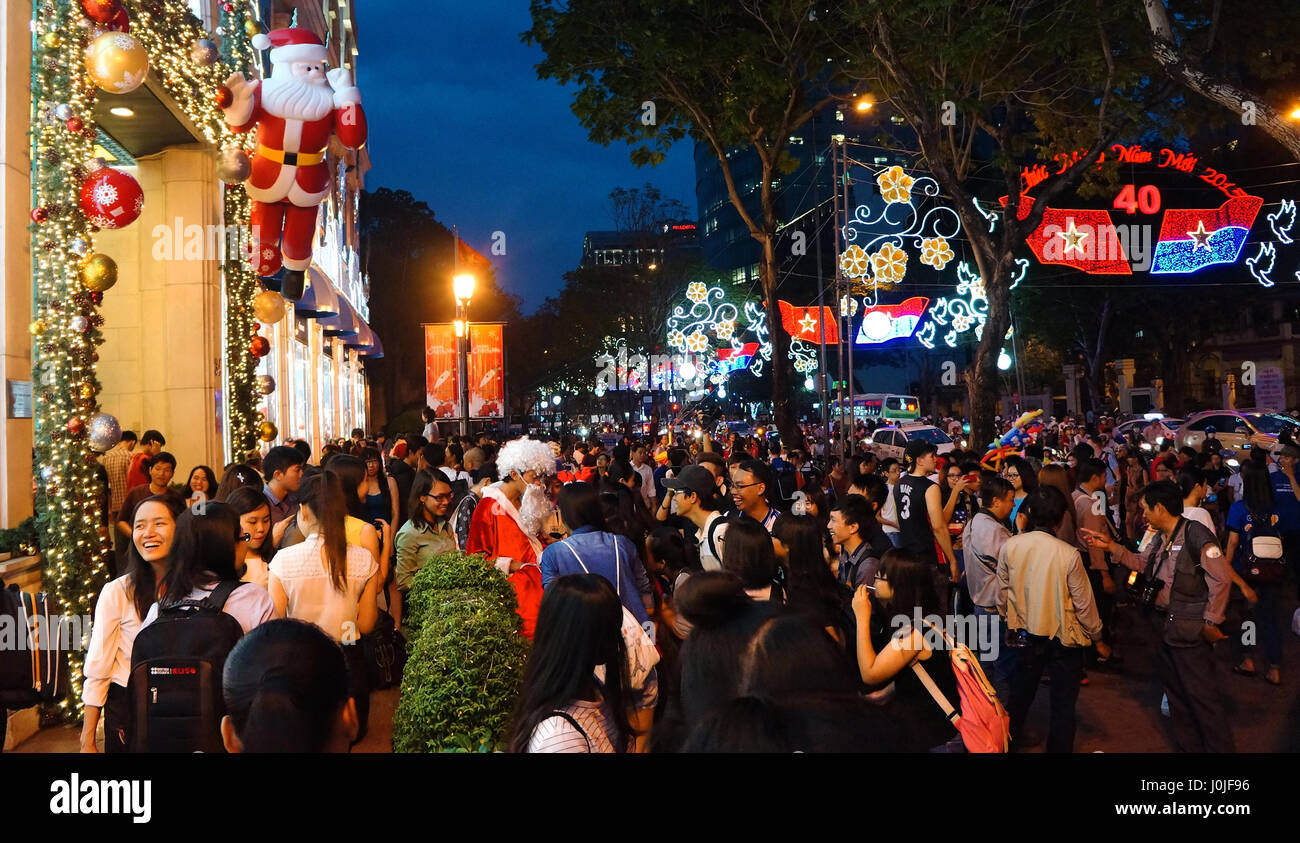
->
[[1113, 358, 1136, 414], [0, 1, 32, 528], [1062, 364, 1083, 415]]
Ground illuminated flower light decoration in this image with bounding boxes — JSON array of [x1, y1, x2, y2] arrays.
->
[[919, 236, 954, 270]]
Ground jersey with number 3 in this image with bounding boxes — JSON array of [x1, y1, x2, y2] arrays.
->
[[895, 474, 939, 566]]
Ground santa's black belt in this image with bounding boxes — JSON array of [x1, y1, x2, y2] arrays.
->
[[258, 144, 325, 166]]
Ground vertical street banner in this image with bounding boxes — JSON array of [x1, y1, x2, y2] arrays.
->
[[469, 323, 505, 418], [424, 324, 461, 420]]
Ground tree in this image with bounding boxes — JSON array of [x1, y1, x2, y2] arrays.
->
[[524, 0, 845, 448], [835, 0, 1165, 447], [360, 188, 522, 429], [609, 183, 691, 235], [1143, 0, 1300, 161]]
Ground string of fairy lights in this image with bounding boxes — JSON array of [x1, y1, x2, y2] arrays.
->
[[28, 0, 259, 717]]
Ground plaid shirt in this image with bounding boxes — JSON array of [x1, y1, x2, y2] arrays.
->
[[99, 444, 133, 516]]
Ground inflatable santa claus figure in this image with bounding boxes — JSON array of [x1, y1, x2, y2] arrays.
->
[[221, 28, 367, 300]]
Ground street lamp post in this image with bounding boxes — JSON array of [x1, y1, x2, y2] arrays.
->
[[453, 273, 476, 438]]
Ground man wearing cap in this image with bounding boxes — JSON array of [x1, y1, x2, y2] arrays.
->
[[896, 439, 960, 603], [663, 465, 729, 571]]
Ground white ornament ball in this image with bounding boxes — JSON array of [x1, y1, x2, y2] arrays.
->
[[88, 412, 122, 453]]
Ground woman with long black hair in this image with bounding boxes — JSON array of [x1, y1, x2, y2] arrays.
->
[[145, 502, 277, 634], [774, 512, 849, 646], [268, 470, 381, 739], [508, 574, 638, 753], [852, 547, 962, 751], [81, 495, 184, 752]]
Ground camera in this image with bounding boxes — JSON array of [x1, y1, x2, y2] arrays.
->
[[1128, 570, 1165, 611]]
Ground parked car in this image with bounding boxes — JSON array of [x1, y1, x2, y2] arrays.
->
[[865, 423, 955, 462], [1175, 409, 1300, 457]]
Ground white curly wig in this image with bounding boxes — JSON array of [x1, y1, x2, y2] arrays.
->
[[497, 437, 556, 478]]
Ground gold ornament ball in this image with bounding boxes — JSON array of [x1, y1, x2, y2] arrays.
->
[[258, 420, 278, 442], [81, 253, 119, 292], [79, 382, 95, 400], [244, 18, 264, 37], [42, 32, 62, 48], [252, 290, 287, 323], [30, 320, 47, 335], [85, 32, 149, 95]]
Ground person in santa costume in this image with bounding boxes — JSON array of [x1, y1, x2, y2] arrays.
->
[[221, 27, 367, 300], [466, 438, 558, 639]]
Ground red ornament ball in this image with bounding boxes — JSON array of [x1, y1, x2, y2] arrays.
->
[[30, 206, 49, 223], [67, 416, 86, 435], [215, 85, 233, 109], [79, 167, 143, 230], [80, 0, 121, 23], [249, 336, 270, 358], [222, 2, 234, 12], [66, 117, 85, 133]]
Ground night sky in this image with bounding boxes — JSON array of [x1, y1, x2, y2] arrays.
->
[[355, 0, 697, 311]]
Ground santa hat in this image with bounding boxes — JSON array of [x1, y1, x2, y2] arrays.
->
[[251, 27, 329, 66]]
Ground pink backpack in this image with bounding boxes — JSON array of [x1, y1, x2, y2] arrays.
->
[[910, 619, 1010, 753]]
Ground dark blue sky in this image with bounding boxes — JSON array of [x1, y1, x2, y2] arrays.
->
[[355, 0, 697, 312]]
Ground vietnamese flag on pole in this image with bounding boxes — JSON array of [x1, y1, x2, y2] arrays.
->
[[455, 235, 492, 274], [1149, 195, 1263, 274], [777, 300, 839, 344]]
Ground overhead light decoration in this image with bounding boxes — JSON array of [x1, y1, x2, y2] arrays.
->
[[855, 297, 929, 345]]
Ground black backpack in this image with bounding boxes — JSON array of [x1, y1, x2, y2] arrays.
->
[[127, 581, 246, 753], [0, 586, 65, 709]]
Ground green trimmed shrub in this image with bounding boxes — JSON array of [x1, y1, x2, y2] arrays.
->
[[392, 551, 529, 752]]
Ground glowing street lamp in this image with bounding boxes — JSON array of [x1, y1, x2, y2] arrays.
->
[[453, 273, 476, 436], [855, 94, 874, 112]]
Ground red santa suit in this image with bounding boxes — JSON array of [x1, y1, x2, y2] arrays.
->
[[466, 484, 545, 639], [221, 28, 368, 279]]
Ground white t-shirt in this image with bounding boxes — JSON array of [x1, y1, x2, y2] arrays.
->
[[440, 466, 472, 485], [1183, 505, 1215, 536], [633, 462, 655, 507], [269, 534, 378, 642], [141, 580, 276, 635], [881, 482, 900, 534], [696, 510, 728, 571]]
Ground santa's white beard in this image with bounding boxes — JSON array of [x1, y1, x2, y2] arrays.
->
[[518, 483, 554, 538], [261, 75, 334, 122]]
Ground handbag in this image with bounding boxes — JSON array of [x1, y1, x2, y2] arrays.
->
[[1242, 514, 1286, 587], [561, 538, 659, 690], [360, 610, 406, 690]]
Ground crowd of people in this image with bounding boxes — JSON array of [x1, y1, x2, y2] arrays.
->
[[72, 411, 1299, 753]]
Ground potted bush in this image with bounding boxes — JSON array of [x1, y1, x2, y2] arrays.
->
[[392, 551, 530, 752]]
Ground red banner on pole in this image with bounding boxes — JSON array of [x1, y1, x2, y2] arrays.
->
[[425, 324, 461, 420], [469, 324, 505, 418]]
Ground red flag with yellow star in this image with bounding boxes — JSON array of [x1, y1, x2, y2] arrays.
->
[[778, 300, 839, 344]]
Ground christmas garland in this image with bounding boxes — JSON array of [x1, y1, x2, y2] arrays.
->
[[29, 0, 259, 718]]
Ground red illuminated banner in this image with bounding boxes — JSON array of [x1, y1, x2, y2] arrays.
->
[[469, 323, 505, 418], [1024, 206, 1132, 275], [778, 301, 840, 344], [425, 324, 461, 420]]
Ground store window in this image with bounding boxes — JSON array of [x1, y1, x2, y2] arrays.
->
[[256, 331, 278, 429], [355, 370, 367, 433], [291, 339, 311, 443], [340, 357, 354, 436], [321, 352, 336, 442]]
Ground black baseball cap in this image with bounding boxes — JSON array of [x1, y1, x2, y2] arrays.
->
[[904, 439, 938, 461], [662, 464, 716, 498]]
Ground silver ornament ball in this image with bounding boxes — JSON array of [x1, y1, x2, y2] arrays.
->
[[54, 103, 75, 121], [191, 38, 218, 66], [41, 466, 55, 482], [216, 147, 251, 183], [257, 374, 276, 395], [71, 237, 90, 256], [70, 315, 89, 332], [88, 412, 122, 453]]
